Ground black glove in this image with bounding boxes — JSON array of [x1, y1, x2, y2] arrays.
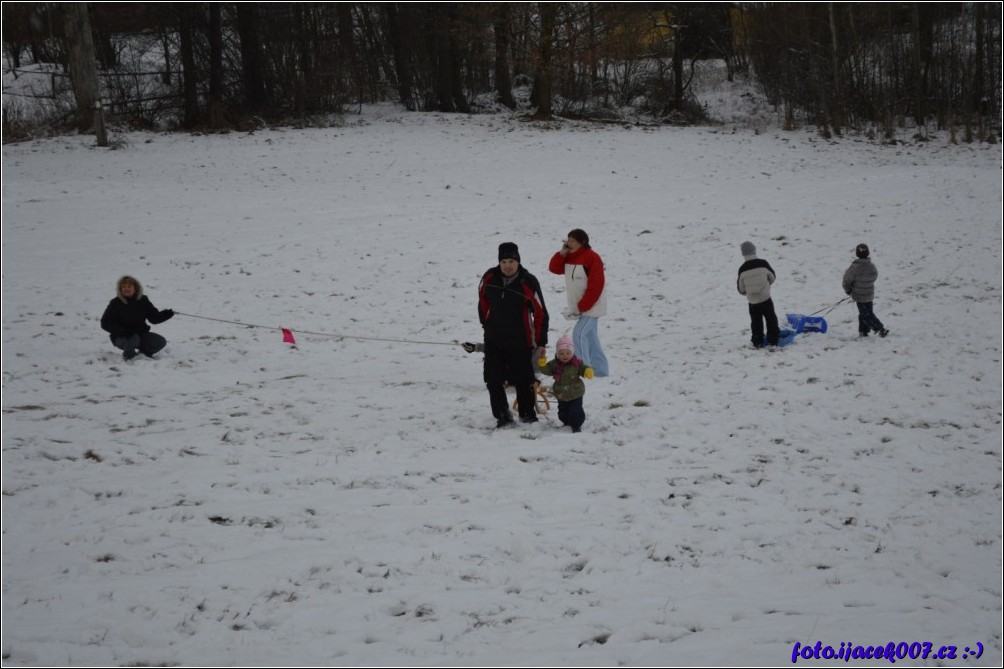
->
[[462, 342, 477, 353], [161, 309, 174, 321]]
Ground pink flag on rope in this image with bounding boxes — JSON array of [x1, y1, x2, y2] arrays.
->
[[281, 328, 297, 345]]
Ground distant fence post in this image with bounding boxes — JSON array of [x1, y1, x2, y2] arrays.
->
[[94, 99, 108, 147]]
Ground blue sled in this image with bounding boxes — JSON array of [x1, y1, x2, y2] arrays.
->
[[776, 328, 797, 347], [786, 313, 828, 334]]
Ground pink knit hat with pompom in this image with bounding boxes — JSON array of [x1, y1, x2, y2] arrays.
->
[[556, 334, 574, 353]]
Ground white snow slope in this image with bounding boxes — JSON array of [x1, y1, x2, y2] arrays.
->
[[2, 104, 1002, 666]]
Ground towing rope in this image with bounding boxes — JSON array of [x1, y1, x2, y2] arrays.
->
[[174, 311, 460, 347]]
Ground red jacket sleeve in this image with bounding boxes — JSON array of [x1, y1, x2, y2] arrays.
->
[[548, 252, 566, 275], [577, 250, 605, 313], [523, 276, 550, 347], [477, 269, 492, 325]]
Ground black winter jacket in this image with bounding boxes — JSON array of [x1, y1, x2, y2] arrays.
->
[[100, 295, 172, 341], [478, 266, 549, 350]]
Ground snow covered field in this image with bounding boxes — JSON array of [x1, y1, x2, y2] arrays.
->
[[2, 99, 1002, 666]]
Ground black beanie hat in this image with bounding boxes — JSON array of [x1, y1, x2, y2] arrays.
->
[[498, 242, 520, 262], [856, 243, 870, 259]]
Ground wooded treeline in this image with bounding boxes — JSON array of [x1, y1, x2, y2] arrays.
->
[[743, 3, 1001, 140], [3, 2, 1001, 139]]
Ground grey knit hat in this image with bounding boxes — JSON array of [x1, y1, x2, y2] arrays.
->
[[740, 241, 756, 256]]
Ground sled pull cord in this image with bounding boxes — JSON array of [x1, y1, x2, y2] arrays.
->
[[173, 311, 459, 347], [808, 296, 852, 317]]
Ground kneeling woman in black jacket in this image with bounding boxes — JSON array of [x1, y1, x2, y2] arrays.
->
[[100, 275, 174, 360]]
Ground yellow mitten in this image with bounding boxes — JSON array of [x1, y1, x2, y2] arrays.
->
[[584, 367, 594, 379], [537, 357, 548, 368]]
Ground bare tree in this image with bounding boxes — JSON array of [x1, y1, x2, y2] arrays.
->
[[493, 3, 516, 109], [207, 3, 225, 128], [384, 3, 416, 111], [531, 2, 556, 119], [3, 1, 999, 132], [176, 3, 199, 128], [425, 5, 455, 112], [63, 2, 101, 133], [235, 4, 267, 114], [447, 5, 470, 113], [336, 4, 358, 109]]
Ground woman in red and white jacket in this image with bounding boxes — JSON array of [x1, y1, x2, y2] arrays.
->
[[548, 229, 609, 377]]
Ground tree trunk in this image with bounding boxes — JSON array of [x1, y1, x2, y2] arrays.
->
[[447, 5, 470, 113], [383, 4, 415, 111], [63, 2, 101, 133], [293, 5, 309, 115], [671, 31, 684, 111], [828, 2, 842, 132], [974, 2, 986, 121], [532, 2, 555, 119], [161, 27, 172, 86], [426, 6, 455, 112], [588, 3, 597, 82], [337, 3, 357, 108], [910, 3, 925, 126], [236, 4, 267, 114], [177, 3, 198, 128], [493, 3, 515, 109], [208, 3, 225, 128]]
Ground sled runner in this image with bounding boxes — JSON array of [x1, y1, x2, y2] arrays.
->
[[461, 341, 552, 414], [776, 328, 797, 347], [512, 380, 552, 414]]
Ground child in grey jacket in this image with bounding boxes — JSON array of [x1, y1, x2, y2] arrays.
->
[[842, 243, 888, 338], [737, 241, 780, 348]]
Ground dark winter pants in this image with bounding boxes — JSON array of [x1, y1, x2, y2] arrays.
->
[[113, 332, 166, 357], [483, 343, 537, 421], [855, 302, 885, 335], [557, 397, 585, 430], [748, 299, 780, 347]]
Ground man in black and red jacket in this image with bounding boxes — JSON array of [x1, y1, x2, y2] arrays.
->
[[477, 242, 549, 428]]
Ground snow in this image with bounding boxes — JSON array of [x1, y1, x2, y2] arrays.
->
[[2, 100, 1002, 666]]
